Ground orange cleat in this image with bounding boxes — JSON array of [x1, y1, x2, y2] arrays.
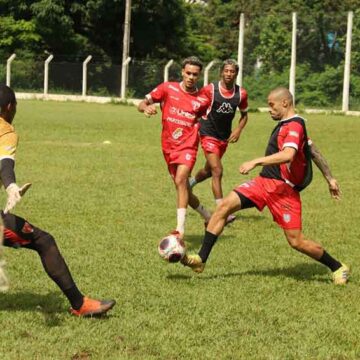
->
[[70, 297, 116, 317]]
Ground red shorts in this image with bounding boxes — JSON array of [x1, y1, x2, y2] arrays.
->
[[200, 136, 228, 158], [234, 176, 302, 229], [163, 148, 197, 179]]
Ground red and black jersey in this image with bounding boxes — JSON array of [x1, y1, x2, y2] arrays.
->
[[260, 116, 313, 191], [199, 82, 248, 141]]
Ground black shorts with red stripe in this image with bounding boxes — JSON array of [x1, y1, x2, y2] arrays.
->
[[2, 212, 46, 249]]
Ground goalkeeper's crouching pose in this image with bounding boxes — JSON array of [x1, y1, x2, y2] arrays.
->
[[0, 84, 115, 317]]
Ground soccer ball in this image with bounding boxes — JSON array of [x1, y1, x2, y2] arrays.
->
[[158, 234, 186, 263]]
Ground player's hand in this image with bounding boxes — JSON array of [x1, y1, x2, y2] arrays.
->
[[144, 104, 157, 117], [228, 128, 241, 143], [239, 161, 256, 175], [328, 178, 341, 200], [4, 182, 32, 214]]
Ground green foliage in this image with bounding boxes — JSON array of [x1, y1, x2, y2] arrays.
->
[[0, 16, 42, 54], [297, 64, 344, 106]]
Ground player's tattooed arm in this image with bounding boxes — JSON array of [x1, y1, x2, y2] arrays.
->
[[310, 141, 341, 200]]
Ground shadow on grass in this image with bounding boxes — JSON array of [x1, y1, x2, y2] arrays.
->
[[168, 263, 330, 283], [243, 262, 329, 283], [0, 291, 65, 326], [184, 233, 232, 250]]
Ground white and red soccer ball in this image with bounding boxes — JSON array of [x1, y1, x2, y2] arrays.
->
[[158, 233, 186, 263]]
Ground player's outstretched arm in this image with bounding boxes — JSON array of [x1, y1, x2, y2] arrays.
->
[[239, 147, 296, 175], [137, 99, 157, 118], [310, 141, 341, 200]]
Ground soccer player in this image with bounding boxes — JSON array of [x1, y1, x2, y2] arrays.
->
[[137, 56, 212, 238], [189, 59, 248, 220], [0, 84, 116, 316], [181, 87, 349, 285]]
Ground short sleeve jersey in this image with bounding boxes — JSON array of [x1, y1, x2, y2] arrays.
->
[[260, 116, 308, 187], [0, 117, 18, 162], [199, 82, 248, 140], [146, 82, 210, 152]]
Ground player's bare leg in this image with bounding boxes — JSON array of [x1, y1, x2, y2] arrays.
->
[[206, 191, 241, 236], [190, 154, 235, 224], [190, 161, 211, 186], [205, 153, 224, 201], [283, 229, 349, 284], [283, 229, 324, 259]]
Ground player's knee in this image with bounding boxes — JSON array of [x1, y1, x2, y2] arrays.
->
[[34, 232, 56, 253], [211, 165, 223, 178], [174, 175, 188, 189], [215, 201, 230, 218], [285, 232, 303, 251]]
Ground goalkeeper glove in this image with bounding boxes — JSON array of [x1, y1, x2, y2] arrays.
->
[[4, 183, 32, 214]]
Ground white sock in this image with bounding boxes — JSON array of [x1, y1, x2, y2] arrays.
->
[[215, 198, 223, 206], [188, 177, 197, 188], [195, 204, 212, 221], [176, 208, 187, 235]]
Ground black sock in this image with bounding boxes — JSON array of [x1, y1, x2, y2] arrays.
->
[[63, 286, 84, 310], [198, 231, 218, 263], [318, 251, 342, 272]]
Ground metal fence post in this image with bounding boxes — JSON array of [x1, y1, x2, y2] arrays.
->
[[204, 60, 217, 86], [44, 54, 54, 95], [289, 12, 297, 104], [6, 54, 16, 87], [164, 60, 174, 82], [342, 11, 353, 112], [121, 57, 131, 100], [82, 55, 92, 97], [237, 13, 245, 86]]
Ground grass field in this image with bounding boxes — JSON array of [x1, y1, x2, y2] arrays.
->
[[0, 100, 359, 359]]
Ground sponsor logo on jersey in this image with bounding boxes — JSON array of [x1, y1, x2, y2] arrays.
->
[[166, 117, 193, 127], [216, 102, 234, 114], [172, 128, 183, 140], [169, 106, 196, 120], [192, 100, 201, 111], [283, 214, 291, 223], [22, 222, 34, 233]]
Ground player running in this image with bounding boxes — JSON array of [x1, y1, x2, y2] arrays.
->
[[0, 84, 116, 316], [181, 87, 349, 285], [137, 56, 213, 238], [189, 59, 248, 223]]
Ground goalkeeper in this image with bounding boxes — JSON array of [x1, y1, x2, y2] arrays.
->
[[0, 84, 115, 317]]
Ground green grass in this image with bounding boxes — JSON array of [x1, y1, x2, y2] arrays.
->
[[0, 101, 359, 359]]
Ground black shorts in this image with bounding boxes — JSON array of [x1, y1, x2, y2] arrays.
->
[[2, 212, 46, 249]]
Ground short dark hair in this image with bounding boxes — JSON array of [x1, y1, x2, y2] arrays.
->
[[220, 59, 239, 74], [181, 56, 203, 71], [0, 84, 16, 109]]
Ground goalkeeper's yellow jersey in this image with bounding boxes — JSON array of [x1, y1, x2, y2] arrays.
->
[[0, 116, 18, 162]]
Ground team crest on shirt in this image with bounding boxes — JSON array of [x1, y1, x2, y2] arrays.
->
[[191, 100, 201, 111], [172, 128, 183, 140], [217, 102, 234, 114], [185, 153, 192, 161], [22, 222, 34, 233], [283, 214, 291, 223]]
